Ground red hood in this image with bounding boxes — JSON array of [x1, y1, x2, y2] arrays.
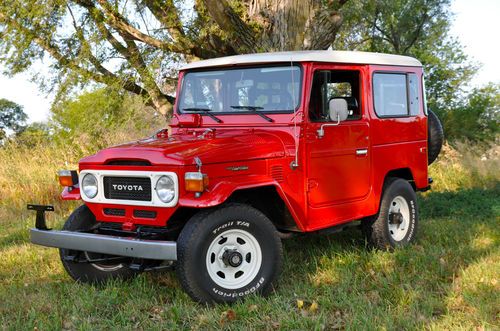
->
[[79, 129, 289, 166]]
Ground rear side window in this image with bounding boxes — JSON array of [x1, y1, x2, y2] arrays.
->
[[373, 73, 407, 116], [373, 72, 421, 117], [422, 75, 428, 115], [408, 73, 419, 116]]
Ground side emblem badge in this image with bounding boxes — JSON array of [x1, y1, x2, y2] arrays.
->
[[226, 166, 249, 171]]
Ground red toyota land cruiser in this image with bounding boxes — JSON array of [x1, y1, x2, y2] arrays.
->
[[30, 51, 443, 303]]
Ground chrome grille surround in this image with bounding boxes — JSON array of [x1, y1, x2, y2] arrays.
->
[[79, 170, 179, 207]]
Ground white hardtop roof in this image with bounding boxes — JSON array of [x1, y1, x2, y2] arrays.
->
[[181, 50, 422, 70]]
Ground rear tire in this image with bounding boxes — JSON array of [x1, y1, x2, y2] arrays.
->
[[363, 178, 419, 249], [176, 203, 283, 304], [59, 205, 138, 284]]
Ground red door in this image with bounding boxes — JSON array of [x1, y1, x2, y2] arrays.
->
[[305, 67, 371, 228], [306, 122, 371, 206]]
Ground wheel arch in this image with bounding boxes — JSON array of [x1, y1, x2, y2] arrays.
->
[[365, 168, 417, 220], [384, 168, 416, 190], [171, 184, 302, 234], [225, 185, 301, 232]]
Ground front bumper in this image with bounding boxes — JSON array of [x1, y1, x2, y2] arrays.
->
[[28, 203, 177, 261], [30, 229, 177, 260]]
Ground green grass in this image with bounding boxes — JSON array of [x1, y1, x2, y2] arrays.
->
[[1, 143, 499, 330]]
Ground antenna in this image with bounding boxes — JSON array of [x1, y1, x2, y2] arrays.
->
[[290, 58, 299, 169]]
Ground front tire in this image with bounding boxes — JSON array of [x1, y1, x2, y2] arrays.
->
[[59, 205, 138, 284], [363, 178, 419, 249], [176, 204, 283, 304]]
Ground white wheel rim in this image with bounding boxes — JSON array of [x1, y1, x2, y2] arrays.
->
[[84, 252, 124, 272], [388, 196, 410, 241], [206, 228, 262, 289]]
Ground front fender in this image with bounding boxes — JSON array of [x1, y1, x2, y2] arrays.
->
[[178, 176, 305, 231], [178, 177, 278, 208]]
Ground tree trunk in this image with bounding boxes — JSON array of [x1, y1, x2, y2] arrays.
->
[[248, 0, 345, 51]]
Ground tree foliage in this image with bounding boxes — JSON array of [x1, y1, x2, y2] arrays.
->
[[13, 122, 52, 147], [333, 0, 478, 117], [0, 98, 27, 140], [50, 87, 162, 146], [0, 0, 348, 116], [443, 83, 500, 142], [2, 0, 496, 144]]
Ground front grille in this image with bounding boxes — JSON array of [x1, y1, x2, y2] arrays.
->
[[104, 208, 126, 216], [133, 210, 157, 219], [103, 177, 152, 201]]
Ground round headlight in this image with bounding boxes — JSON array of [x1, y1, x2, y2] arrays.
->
[[156, 176, 175, 203], [82, 173, 98, 199]]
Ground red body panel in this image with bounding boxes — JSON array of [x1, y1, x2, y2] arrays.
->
[[66, 62, 428, 232]]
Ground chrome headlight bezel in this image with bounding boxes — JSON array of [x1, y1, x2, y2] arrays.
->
[[155, 175, 176, 203], [81, 173, 98, 199]]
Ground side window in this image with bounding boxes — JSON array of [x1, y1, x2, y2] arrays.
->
[[408, 73, 419, 116], [373, 73, 408, 117], [422, 75, 428, 115], [309, 70, 361, 122]]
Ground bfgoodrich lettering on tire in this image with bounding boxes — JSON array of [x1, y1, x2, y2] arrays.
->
[[363, 178, 419, 249], [176, 203, 283, 304]]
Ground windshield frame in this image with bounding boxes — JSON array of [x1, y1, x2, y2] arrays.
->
[[176, 63, 303, 116]]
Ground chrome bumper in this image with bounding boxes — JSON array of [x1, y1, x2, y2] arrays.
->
[[30, 229, 177, 261]]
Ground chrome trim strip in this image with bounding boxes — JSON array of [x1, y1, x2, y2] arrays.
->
[[30, 229, 177, 260], [356, 149, 368, 156]]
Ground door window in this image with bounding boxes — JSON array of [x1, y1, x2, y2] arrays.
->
[[309, 70, 361, 121]]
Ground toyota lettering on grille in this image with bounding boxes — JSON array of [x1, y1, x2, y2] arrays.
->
[[112, 184, 144, 191]]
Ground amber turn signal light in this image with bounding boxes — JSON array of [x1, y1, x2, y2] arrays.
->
[[58, 170, 78, 187], [185, 172, 209, 192]]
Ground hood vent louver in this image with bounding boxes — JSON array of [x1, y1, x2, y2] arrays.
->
[[106, 160, 151, 166]]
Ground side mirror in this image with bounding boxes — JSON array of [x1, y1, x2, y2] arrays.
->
[[317, 98, 349, 138], [328, 98, 349, 122]]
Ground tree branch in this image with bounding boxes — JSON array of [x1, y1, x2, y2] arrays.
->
[[0, 11, 149, 97], [402, 12, 428, 54], [140, 0, 185, 41], [76, 0, 174, 113], [201, 0, 259, 53]]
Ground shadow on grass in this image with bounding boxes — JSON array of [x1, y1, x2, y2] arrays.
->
[[1, 186, 498, 329], [278, 185, 499, 328]]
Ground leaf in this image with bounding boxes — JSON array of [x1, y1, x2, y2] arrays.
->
[[309, 301, 319, 313], [220, 309, 237, 324], [439, 257, 446, 267], [297, 299, 304, 309]]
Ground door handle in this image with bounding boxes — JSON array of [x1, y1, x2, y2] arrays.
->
[[356, 149, 368, 156]]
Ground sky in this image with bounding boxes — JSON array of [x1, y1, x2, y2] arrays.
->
[[0, 0, 499, 124]]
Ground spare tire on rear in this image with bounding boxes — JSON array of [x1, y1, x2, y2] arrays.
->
[[427, 110, 444, 165]]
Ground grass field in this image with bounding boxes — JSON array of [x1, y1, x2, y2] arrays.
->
[[0, 142, 499, 330]]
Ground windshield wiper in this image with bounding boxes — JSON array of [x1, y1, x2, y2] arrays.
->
[[230, 106, 274, 122], [182, 108, 223, 123]]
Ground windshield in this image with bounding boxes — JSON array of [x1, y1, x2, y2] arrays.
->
[[178, 65, 301, 114]]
